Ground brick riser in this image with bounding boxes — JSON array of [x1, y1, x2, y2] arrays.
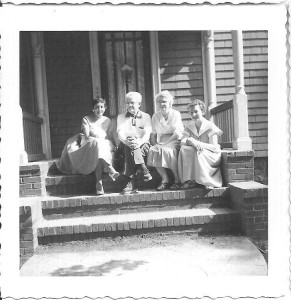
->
[[38, 222, 241, 245], [37, 210, 242, 245], [43, 197, 230, 220], [45, 172, 161, 196]]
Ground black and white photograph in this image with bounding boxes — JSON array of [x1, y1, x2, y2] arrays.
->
[[0, 3, 289, 299]]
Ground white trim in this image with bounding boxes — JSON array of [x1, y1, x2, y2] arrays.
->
[[149, 31, 161, 113], [231, 30, 252, 150], [201, 31, 209, 112], [89, 31, 102, 99], [31, 32, 52, 159], [203, 30, 217, 121]]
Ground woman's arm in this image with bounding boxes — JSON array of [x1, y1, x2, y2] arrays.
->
[[81, 117, 90, 139], [160, 132, 179, 145], [106, 118, 117, 146], [150, 133, 158, 146], [187, 136, 220, 152]]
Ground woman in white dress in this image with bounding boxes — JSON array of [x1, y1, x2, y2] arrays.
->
[[59, 98, 119, 195], [178, 99, 223, 189], [147, 91, 184, 191]]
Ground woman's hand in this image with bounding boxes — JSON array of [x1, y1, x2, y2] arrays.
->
[[187, 138, 204, 153]]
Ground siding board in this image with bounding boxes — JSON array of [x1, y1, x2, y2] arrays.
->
[[159, 31, 204, 118]]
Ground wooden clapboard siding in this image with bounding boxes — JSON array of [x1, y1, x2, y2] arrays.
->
[[158, 31, 204, 123], [214, 30, 268, 157], [44, 32, 93, 158], [214, 31, 235, 105], [243, 30, 268, 158]]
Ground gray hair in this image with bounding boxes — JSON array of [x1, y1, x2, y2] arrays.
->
[[125, 92, 142, 103], [155, 90, 174, 107]]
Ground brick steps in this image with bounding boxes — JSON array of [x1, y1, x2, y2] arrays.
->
[[37, 207, 241, 244], [41, 187, 229, 219], [19, 158, 250, 246]]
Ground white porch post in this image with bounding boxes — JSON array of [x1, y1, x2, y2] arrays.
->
[[203, 30, 217, 121], [232, 30, 252, 150], [150, 32, 161, 113], [31, 32, 52, 159]]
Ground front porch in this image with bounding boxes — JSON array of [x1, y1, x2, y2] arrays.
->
[[19, 30, 268, 270], [19, 30, 258, 163]]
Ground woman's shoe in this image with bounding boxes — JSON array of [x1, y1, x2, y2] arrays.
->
[[181, 180, 197, 189], [107, 166, 120, 181], [96, 180, 104, 195], [205, 185, 214, 190], [156, 182, 170, 191], [169, 183, 181, 190]]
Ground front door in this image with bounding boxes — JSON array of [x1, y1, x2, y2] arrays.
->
[[98, 32, 153, 117]]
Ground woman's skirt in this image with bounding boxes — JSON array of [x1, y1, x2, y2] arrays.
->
[[58, 134, 114, 175], [147, 135, 180, 171], [178, 145, 222, 187]]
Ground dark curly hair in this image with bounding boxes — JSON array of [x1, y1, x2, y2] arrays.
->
[[92, 98, 107, 108]]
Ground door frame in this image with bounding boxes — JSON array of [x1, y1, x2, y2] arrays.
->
[[89, 31, 161, 115]]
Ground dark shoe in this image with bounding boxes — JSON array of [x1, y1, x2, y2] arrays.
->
[[96, 181, 104, 195], [156, 182, 170, 191], [181, 180, 197, 189], [121, 178, 138, 194], [169, 183, 181, 190], [143, 172, 152, 182]]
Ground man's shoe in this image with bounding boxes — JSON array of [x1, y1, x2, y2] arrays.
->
[[121, 178, 138, 194]]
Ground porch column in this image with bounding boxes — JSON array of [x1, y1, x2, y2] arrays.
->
[[150, 32, 161, 113], [203, 31, 217, 121], [19, 106, 28, 164], [231, 31, 252, 150], [31, 32, 52, 159], [89, 32, 102, 99]]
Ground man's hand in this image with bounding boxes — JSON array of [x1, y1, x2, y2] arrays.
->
[[127, 136, 142, 149]]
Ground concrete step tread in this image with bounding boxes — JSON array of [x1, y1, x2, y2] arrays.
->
[[39, 207, 239, 228]]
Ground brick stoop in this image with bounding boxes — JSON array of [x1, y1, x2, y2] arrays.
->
[[32, 186, 240, 244], [37, 207, 241, 244], [19, 159, 244, 245], [41, 187, 230, 219]]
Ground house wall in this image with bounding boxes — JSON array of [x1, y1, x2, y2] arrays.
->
[[43, 32, 93, 158], [214, 30, 268, 158], [158, 31, 204, 123]]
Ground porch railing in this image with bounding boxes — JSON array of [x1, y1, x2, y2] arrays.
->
[[23, 111, 45, 161], [210, 99, 234, 148]]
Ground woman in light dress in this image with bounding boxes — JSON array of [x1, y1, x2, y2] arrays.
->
[[178, 99, 223, 189], [147, 91, 184, 191], [59, 98, 119, 195]]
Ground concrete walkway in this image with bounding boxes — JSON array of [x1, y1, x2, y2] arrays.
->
[[20, 234, 267, 277]]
